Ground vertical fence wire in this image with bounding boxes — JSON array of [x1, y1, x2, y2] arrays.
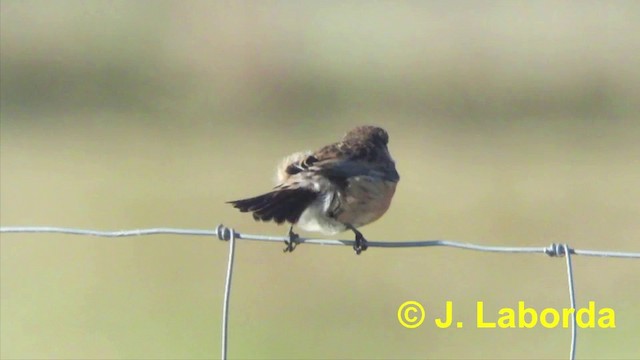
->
[[563, 244, 577, 360], [221, 227, 236, 360]]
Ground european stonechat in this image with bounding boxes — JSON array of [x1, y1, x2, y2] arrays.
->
[[228, 125, 399, 254]]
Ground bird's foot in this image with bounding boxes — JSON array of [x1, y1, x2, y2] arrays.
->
[[283, 227, 300, 253], [353, 229, 368, 255]]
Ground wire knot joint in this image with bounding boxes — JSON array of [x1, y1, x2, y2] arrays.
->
[[216, 224, 236, 241], [545, 243, 572, 257]]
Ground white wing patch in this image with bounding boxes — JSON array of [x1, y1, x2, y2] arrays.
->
[[274, 151, 313, 184]]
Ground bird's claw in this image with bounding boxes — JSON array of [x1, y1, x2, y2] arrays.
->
[[283, 228, 300, 253], [353, 231, 368, 255]]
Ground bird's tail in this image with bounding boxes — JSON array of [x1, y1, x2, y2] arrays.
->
[[227, 188, 318, 224]]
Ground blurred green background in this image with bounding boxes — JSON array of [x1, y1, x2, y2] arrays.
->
[[1, 1, 639, 359]]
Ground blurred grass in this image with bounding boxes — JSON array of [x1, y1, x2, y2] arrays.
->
[[1, 1, 640, 359]]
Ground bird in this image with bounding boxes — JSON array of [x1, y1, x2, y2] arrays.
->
[[227, 125, 399, 254]]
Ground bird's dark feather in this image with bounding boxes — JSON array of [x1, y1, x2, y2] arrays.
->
[[228, 188, 318, 224]]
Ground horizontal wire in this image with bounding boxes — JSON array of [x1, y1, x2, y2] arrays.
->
[[1, 225, 638, 259]]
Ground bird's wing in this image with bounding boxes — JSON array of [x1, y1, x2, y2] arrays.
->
[[311, 144, 400, 183]]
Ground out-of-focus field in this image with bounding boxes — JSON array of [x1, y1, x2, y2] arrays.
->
[[1, 1, 639, 359]]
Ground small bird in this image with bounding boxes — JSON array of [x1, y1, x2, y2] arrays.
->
[[227, 125, 399, 254]]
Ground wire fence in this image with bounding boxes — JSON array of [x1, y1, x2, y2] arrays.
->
[[1, 224, 639, 360]]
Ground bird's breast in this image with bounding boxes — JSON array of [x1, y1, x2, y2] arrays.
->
[[335, 177, 397, 228]]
